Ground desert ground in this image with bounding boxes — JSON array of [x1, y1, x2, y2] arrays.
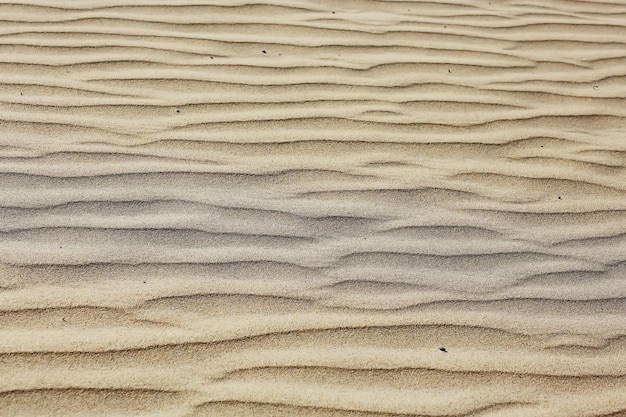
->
[[0, 1, 625, 416]]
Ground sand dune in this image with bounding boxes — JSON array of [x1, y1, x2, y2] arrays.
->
[[1, 1, 625, 416]]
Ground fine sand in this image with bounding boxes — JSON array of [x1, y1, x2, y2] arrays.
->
[[1, 1, 625, 416]]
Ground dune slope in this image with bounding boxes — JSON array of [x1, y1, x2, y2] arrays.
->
[[0, 1, 625, 416]]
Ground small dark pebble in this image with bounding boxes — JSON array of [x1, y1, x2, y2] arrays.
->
[[439, 347, 447, 353], [558, 196, 562, 200], [143, 281, 147, 284], [262, 50, 267, 54], [176, 109, 180, 113]]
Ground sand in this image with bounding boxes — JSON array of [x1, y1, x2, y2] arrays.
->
[[0, 1, 625, 416]]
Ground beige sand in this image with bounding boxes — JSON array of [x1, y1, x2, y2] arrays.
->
[[0, 1, 625, 416]]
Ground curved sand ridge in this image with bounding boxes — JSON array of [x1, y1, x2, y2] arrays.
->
[[0, 1, 625, 416]]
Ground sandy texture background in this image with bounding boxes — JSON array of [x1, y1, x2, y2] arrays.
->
[[0, 1, 625, 416]]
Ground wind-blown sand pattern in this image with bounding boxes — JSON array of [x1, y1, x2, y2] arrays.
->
[[0, 1, 625, 416]]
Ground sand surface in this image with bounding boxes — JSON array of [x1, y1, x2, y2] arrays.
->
[[1, 1, 625, 416]]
